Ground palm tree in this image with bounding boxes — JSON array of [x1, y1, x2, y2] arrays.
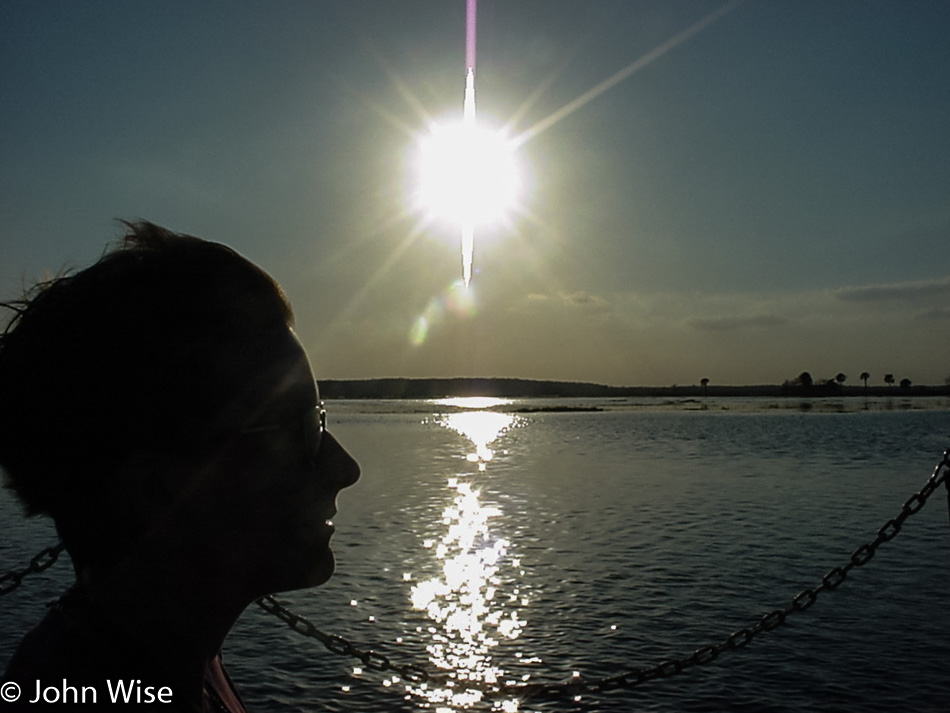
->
[[700, 377, 709, 398], [884, 373, 895, 387], [860, 372, 870, 391], [835, 372, 846, 386]]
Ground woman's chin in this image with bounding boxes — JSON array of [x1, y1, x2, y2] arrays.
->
[[305, 548, 336, 587]]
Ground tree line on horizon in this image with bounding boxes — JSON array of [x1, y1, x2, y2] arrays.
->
[[318, 375, 949, 400], [777, 371, 915, 392]]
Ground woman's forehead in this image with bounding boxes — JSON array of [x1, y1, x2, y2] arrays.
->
[[232, 328, 317, 422], [263, 332, 317, 406]]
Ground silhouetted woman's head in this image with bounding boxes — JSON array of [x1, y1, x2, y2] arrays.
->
[[0, 221, 296, 568]]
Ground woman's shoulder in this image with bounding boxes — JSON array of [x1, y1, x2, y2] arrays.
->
[[3, 591, 198, 711]]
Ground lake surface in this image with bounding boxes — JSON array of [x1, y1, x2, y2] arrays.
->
[[3, 397, 950, 712]]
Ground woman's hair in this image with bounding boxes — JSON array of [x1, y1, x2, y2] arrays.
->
[[0, 221, 293, 562]]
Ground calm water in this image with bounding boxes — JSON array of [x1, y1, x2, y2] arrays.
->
[[3, 397, 949, 712]]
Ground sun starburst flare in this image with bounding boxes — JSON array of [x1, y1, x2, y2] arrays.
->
[[402, 0, 737, 292], [412, 0, 523, 287], [416, 120, 520, 225], [415, 115, 521, 286]]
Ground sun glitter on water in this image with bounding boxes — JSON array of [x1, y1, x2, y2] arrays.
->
[[404, 409, 528, 711]]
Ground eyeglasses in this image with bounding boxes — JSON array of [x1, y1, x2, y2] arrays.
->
[[240, 402, 327, 467]]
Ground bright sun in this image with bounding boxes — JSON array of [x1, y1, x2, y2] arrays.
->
[[416, 121, 520, 228]]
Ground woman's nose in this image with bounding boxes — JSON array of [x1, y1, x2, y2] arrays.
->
[[318, 431, 360, 489]]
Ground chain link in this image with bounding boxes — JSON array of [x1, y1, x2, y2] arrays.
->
[[5, 450, 949, 702], [0, 542, 64, 596]]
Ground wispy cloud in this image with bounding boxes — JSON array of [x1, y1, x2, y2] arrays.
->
[[687, 314, 788, 332], [834, 276, 950, 302], [523, 291, 611, 313], [562, 291, 611, 312], [918, 306, 950, 320]]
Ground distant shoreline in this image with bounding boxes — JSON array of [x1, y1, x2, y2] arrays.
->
[[318, 377, 950, 400]]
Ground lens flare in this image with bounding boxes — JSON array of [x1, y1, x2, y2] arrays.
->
[[409, 280, 477, 346]]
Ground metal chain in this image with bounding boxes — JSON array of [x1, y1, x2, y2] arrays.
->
[[0, 542, 65, 596], [514, 448, 950, 699], [257, 448, 950, 701], [254, 594, 441, 685], [5, 450, 949, 702]]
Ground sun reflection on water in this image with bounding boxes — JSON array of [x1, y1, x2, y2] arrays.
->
[[431, 396, 512, 410], [406, 408, 527, 710], [442, 410, 517, 471]]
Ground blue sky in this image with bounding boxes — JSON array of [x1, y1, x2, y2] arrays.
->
[[2, 1, 948, 386]]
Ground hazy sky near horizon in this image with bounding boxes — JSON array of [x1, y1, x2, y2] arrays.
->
[[2, 1, 948, 386]]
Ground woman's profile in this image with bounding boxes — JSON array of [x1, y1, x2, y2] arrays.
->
[[0, 222, 360, 711]]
